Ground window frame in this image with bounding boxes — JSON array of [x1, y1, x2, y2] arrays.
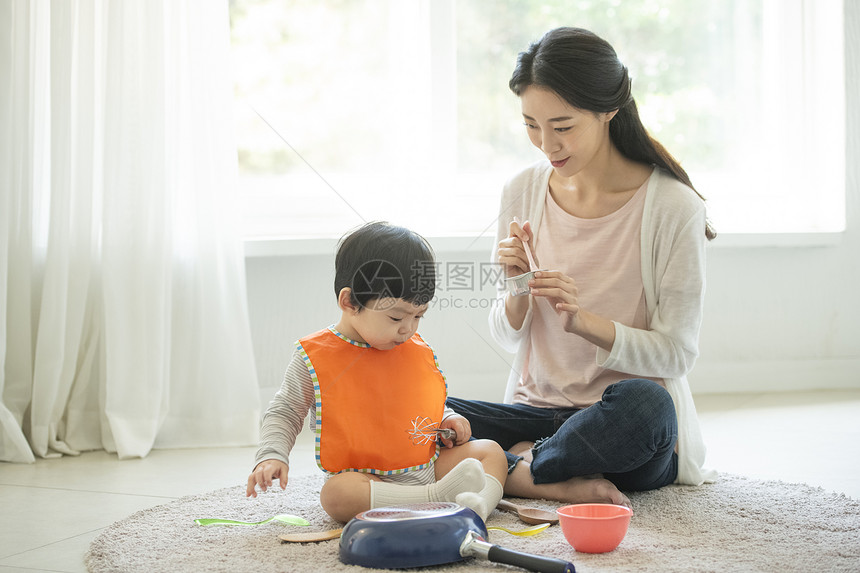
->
[[232, 0, 846, 248]]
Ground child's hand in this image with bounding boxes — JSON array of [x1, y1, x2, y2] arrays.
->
[[246, 459, 289, 497], [439, 414, 471, 448]]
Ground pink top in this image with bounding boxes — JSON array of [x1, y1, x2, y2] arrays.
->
[[515, 178, 661, 408]]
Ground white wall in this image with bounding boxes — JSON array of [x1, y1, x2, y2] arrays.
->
[[244, 3, 860, 400]]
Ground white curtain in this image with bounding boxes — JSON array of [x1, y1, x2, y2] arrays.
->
[[0, 0, 260, 463]]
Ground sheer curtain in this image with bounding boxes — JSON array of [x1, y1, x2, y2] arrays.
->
[[0, 0, 260, 463]]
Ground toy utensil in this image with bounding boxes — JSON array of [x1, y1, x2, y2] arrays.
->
[[280, 528, 344, 542], [437, 427, 456, 441], [513, 217, 539, 272], [488, 523, 551, 536], [407, 416, 456, 445], [497, 500, 560, 525], [195, 514, 310, 527], [279, 519, 550, 543], [278, 516, 551, 543]]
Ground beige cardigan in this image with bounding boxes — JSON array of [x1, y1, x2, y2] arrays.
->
[[488, 162, 717, 486]]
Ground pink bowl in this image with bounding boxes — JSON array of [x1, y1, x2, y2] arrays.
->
[[556, 503, 633, 553]]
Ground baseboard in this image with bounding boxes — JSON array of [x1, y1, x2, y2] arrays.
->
[[258, 358, 860, 411], [257, 372, 511, 413], [448, 359, 860, 398], [689, 358, 860, 394]]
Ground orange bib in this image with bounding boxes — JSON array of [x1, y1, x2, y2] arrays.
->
[[298, 328, 447, 475]]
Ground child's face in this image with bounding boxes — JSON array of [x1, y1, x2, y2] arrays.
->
[[348, 297, 428, 350]]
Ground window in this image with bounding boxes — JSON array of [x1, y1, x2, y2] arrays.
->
[[229, 0, 845, 240]]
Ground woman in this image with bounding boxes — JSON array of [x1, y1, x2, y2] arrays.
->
[[447, 27, 717, 506]]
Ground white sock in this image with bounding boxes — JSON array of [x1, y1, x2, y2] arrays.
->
[[370, 458, 486, 508], [455, 474, 504, 522]]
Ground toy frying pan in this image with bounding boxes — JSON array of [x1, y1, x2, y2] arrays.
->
[[338, 502, 574, 572]]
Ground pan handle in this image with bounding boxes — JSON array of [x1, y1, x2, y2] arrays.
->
[[487, 545, 575, 573], [461, 532, 575, 573]]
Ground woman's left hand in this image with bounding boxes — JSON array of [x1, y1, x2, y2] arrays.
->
[[529, 270, 617, 352], [528, 270, 582, 333]]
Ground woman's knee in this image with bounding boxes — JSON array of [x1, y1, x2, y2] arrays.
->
[[610, 379, 674, 412], [604, 379, 677, 439]]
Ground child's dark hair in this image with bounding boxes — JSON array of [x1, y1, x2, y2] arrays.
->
[[334, 222, 436, 309], [509, 27, 716, 240]]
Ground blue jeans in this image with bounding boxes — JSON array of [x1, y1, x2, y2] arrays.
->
[[446, 379, 678, 492]]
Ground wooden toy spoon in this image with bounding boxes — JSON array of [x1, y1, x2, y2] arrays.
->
[[496, 499, 559, 525], [279, 528, 343, 543]]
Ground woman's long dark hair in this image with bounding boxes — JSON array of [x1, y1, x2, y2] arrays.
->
[[510, 27, 716, 240]]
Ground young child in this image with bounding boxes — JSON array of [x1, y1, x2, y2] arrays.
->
[[246, 221, 507, 523]]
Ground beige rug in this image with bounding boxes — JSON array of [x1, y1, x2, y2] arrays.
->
[[85, 473, 860, 572]]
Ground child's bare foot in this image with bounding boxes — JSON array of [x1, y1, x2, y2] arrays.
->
[[504, 461, 631, 508]]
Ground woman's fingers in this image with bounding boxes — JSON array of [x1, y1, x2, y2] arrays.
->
[[497, 239, 530, 276], [529, 272, 580, 317], [529, 272, 577, 295], [555, 302, 580, 314]]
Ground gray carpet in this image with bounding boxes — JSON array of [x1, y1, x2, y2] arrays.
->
[[85, 473, 860, 572]]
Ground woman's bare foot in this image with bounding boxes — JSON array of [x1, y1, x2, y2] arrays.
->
[[504, 460, 632, 508]]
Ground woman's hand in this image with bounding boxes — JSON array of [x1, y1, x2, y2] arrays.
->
[[497, 219, 538, 278], [529, 270, 617, 351], [440, 414, 471, 448], [246, 459, 289, 497], [528, 270, 582, 332]]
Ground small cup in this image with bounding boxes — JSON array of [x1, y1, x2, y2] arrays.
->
[[505, 270, 536, 297], [556, 503, 633, 553]]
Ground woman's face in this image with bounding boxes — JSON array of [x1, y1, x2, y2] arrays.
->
[[519, 86, 613, 177]]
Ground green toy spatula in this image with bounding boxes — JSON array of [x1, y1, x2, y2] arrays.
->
[[195, 514, 310, 527]]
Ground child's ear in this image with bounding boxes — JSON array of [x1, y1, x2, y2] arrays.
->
[[337, 287, 359, 313]]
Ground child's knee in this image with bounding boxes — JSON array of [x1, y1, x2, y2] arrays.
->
[[470, 439, 508, 476], [319, 479, 345, 520], [476, 438, 506, 457], [320, 473, 373, 523]]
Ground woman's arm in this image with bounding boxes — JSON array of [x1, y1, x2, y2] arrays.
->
[[598, 207, 706, 378], [487, 175, 542, 351], [528, 196, 706, 379], [527, 270, 617, 351]]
